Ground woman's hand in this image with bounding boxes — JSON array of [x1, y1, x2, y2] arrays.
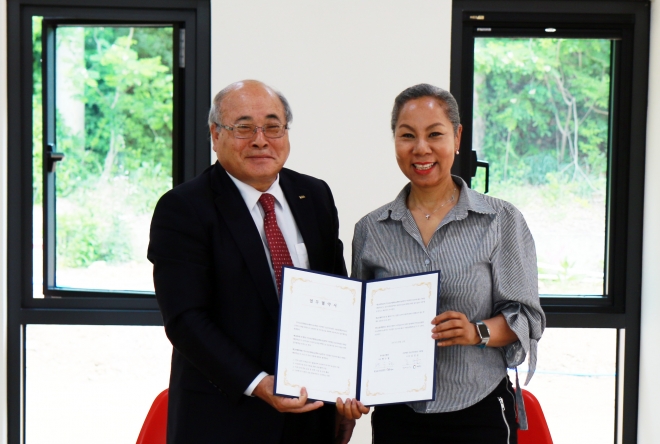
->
[[336, 397, 370, 420], [431, 311, 480, 347], [431, 312, 518, 347]]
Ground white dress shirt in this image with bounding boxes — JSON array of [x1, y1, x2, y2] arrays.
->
[[226, 172, 309, 396]]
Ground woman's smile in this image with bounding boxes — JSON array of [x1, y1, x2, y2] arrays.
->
[[412, 162, 437, 174]]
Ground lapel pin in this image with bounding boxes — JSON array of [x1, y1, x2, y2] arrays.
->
[[299, 195, 306, 199]]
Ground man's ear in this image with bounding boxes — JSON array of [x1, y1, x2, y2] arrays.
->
[[209, 125, 221, 158], [210, 124, 222, 149]]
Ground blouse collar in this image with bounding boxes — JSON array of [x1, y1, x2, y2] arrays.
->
[[377, 175, 496, 223]]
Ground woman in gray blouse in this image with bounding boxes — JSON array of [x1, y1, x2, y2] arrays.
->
[[336, 84, 545, 443]]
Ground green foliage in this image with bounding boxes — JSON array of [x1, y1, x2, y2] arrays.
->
[[54, 26, 173, 196], [472, 38, 611, 295], [473, 38, 611, 193], [57, 203, 133, 268], [33, 16, 43, 205], [32, 20, 174, 267]]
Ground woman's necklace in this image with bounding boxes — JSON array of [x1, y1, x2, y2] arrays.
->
[[412, 187, 457, 220]]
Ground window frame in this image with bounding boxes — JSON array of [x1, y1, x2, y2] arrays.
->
[[6, 0, 211, 443], [9, 2, 210, 313], [450, 1, 649, 443], [453, 10, 635, 316], [40, 18, 184, 299]]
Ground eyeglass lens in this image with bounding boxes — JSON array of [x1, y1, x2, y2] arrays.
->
[[234, 124, 286, 139]]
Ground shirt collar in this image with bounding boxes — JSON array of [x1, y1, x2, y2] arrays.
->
[[226, 172, 286, 211], [377, 175, 496, 222]]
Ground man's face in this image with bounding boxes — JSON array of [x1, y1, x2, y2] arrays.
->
[[211, 82, 290, 191]]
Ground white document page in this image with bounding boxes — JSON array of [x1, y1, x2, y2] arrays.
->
[[275, 267, 363, 402], [359, 273, 439, 406]]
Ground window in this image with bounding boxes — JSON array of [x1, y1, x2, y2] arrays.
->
[[471, 36, 613, 298], [37, 19, 176, 296], [509, 327, 618, 442], [452, 8, 639, 313], [7, 1, 211, 442], [25, 325, 172, 444], [450, 2, 649, 443]]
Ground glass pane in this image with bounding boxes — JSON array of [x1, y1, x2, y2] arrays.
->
[[512, 328, 617, 443], [26, 325, 172, 444], [32, 16, 44, 298], [346, 329, 618, 444], [52, 25, 174, 292], [473, 38, 611, 296]]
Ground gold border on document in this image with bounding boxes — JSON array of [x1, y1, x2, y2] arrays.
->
[[289, 277, 357, 305]]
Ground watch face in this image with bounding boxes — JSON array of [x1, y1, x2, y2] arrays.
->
[[477, 322, 490, 339]]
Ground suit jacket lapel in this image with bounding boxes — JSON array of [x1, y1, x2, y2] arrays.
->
[[210, 164, 280, 322], [280, 170, 323, 271]]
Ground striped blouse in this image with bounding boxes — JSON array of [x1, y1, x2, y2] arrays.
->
[[352, 176, 545, 422]]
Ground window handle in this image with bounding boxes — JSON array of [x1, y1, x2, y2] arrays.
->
[[46, 144, 65, 173], [470, 150, 489, 194], [476, 160, 489, 194]]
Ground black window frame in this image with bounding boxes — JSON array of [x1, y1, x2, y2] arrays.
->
[[450, 2, 649, 443], [6, 0, 211, 442], [40, 17, 186, 300]]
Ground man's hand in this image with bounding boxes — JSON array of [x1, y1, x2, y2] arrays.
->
[[336, 397, 370, 420], [253, 375, 324, 413], [334, 413, 356, 444], [431, 310, 480, 347]]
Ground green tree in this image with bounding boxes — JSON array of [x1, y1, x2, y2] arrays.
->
[[32, 21, 174, 267], [474, 38, 611, 190], [55, 26, 173, 197], [32, 16, 44, 205]]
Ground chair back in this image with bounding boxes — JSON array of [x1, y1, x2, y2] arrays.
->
[[518, 389, 553, 444], [136, 389, 169, 444]]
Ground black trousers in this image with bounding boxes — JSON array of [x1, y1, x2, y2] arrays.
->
[[166, 387, 334, 444], [372, 377, 518, 444]]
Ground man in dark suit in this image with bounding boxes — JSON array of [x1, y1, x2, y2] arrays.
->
[[148, 80, 354, 443]]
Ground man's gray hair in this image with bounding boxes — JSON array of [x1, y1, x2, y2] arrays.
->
[[207, 81, 293, 127], [390, 83, 460, 134]]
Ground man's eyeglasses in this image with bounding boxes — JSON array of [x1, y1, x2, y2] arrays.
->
[[216, 122, 288, 139]]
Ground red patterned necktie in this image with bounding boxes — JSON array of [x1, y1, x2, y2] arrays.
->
[[258, 193, 293, 293]]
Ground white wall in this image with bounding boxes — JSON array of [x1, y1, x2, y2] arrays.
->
[[638, 1, 660, 442], [211, 0, 453, 258], [0, 0, 9, 440]]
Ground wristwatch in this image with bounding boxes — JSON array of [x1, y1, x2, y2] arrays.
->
[[475, 321, 490, 349]]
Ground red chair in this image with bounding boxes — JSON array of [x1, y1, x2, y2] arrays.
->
[[137, 388, 548, 443], [136, 389, 169, 444], [518, 389, 553, 444]]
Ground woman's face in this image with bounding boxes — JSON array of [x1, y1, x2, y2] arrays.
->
[[394, 97, 462, 189]]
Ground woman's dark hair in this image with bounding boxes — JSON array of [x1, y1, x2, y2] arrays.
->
[[391, 83, 460, 134]]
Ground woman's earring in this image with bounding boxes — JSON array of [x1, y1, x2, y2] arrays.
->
[[455, 151, 460, 155]]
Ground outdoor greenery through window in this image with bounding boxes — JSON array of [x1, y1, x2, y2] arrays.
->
[[472, 38, 611, 296], [32, 17, 174, 295]]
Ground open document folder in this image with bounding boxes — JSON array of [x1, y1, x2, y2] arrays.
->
[[274, 267, 440, 406]]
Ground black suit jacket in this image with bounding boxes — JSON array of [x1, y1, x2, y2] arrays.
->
[[148, 162, 347, 444]]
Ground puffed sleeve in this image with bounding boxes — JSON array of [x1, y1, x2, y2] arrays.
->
[[491, 203, 546, 385]]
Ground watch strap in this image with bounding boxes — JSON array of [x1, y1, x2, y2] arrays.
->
[[475, 321, 490, 349]]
